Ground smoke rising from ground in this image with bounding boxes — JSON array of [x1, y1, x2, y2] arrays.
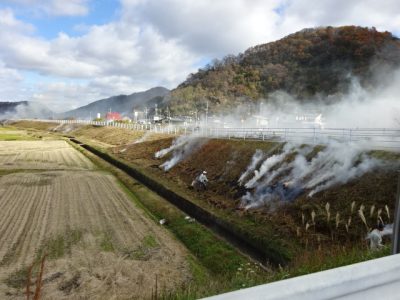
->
[[236, 70, 400, 209], [197, 68, 400, 130], [133, 131, 152, 144], [240, 141, 384, 210], [238, 149, 264, 185], [244, 143, 294, 189], [153, 68, 400, 207], [155, 135, 207, 171]]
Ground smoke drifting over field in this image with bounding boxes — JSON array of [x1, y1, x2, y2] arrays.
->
[[195, 68, 400, 130], [154, 68, 399, 207], [235, 69, 400, 208], [0, 102, 52, 119], [155, 135, 206, 171]]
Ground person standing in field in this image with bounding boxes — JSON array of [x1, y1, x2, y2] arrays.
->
[[191, 170, 209, 191]]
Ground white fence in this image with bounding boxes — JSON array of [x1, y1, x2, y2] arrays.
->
[[20, 119, 400, 150]]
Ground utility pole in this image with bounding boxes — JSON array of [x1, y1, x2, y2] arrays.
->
[[392, 171, 400, 254], [205, 101, 209, 127]]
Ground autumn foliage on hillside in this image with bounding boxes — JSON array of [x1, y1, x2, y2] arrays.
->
[[169, 26, 400, 114]]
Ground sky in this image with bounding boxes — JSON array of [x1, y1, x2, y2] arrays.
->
[[0, 0, 399, 112]]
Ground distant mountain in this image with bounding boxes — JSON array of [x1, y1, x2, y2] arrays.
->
[[0, 101, 53, 119], [169, 26, 400, 114], [60, 87, 170, 119]]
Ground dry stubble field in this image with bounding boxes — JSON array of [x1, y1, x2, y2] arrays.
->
[[0, 140, 94, 170], [0, 138, 190, 299]]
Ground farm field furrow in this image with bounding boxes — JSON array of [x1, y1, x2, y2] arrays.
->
[[15, 182, 52, 267], [0, 176, 39, 265], [0, 138, 190, 299], [0, 140, 95, 170]]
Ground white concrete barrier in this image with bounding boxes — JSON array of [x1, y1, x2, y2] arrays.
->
[[203, 254, 400, 300]]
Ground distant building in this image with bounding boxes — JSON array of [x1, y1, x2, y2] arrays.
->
[[106, 112, 122, 121], [133, 110, 146, 123], [122, 116, 132, 122]]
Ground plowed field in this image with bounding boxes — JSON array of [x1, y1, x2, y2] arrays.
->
[[0, 140, 94, 170], [0, 139, 190, 299]]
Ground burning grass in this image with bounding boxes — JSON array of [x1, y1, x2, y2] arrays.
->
[[111, 135, 398, 263]]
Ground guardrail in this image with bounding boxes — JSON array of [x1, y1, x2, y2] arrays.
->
[[18, 119, 400, 150], [203, 253, 400, 300]]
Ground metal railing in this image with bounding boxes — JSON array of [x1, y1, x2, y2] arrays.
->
[[18, 119, 400, 150]]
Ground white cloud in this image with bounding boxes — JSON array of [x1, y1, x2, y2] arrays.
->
[[4, 0, 89, 16], [0, 7, 34, 32], [121, 0, 400, 57], [0, 61, 26, 102], [32, 81, 100, 111], [0, 8, 197, 82], [31, 76, 155, 112], [279, 0, 400, 35], [121, 0, 283, 56]]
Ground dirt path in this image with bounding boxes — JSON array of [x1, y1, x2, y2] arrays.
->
[[0, 139, 191, 299]]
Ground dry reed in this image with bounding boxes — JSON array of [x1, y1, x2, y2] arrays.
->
[[335, 212, 340, 229], [358, 209, 369, 230], [385, 205, 390, 222], [369, 205, 375, 218], [351, 201, 356, 214], [325, 202, 331, 223]]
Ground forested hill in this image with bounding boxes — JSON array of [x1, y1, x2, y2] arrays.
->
[[169, 26, 400, 114], [60, 87, 170, 119]]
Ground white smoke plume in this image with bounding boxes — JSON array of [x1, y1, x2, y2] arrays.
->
[[194, 68, 400, 133], [155, 135, 207, 171], [155, 135, 188, 159], [238, 149, 264, 185], [240, 141, 385, 210], [133, 131, 152, 144], [0, 102, 52, 120], [244, 143, 294, 189]]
